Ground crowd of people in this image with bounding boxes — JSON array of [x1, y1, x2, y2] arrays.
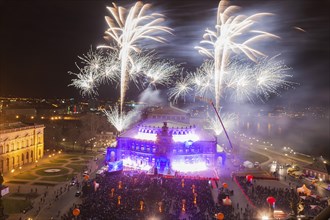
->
[[61, 171, 236, 220], [58, 169, 329, 219], [235, 176, 328, 218]]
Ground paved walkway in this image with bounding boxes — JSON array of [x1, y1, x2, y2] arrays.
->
[[3, 152, 100, 220], [212, 161, 259, 219]]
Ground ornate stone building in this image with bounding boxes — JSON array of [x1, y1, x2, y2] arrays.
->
[[0, 122, 45, 173], [106, 106, 222, 174]]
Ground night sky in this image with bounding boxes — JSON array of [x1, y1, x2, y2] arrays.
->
[[1, 0, 329, 106]]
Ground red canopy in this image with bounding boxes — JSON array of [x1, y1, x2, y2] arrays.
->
[[267, 196, 276, 205]]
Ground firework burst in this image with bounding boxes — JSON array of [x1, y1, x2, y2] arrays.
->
[[144, 59, 181, 89], [189, 60, 214, 97], [254, 55, 294, 100], [170, 55, 293, 103], [103, 106, 139, 132], [98, 1, 172, 113], [69, 48, 119, 96], [68, 48, 105, 96], [195, 0, 280, 110], [207, 112, 238, 135], [168, 73, 193, 103]]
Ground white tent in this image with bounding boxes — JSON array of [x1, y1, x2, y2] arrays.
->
[[243, 161, 254, 168], [297, 184, 311, 196], [222, 196, 232, 206]]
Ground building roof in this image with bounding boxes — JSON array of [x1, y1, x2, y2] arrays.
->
[[0, 122, 44, 134], [119, 118, 215, 142], [148, 105, 188, 116], [304, 157, 330, 174]]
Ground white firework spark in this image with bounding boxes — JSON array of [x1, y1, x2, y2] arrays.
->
[[179, 55, 293, 103], [144, 59, 180, 89], [207, 113, 238, 135], [195, 0, 280, 110], [254, 55, 293, 100], [78, 47, 104, 72], [223, 60, 256, 103], [68, 48, 105, 96], [168, 73, 193, 103], [69, 48, 119, 96], [98, 1, 172, 113], [69, 66, 100, 96], [224, 55, 294, 102], [103, 106, 139, 132], [70, 48, 180, 102], [98, 51, 120, 85], [189, 60, 214, 97]]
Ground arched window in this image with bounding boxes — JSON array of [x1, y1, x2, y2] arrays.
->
[[6, 158, 9, 170], [0, 160, 3, 173], [22, 154, 24, 164]]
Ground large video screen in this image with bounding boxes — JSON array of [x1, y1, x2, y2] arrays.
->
[[108, 160, 123, 173]]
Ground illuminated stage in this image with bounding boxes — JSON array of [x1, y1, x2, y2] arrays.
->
[[105, 106, 225, 178]]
